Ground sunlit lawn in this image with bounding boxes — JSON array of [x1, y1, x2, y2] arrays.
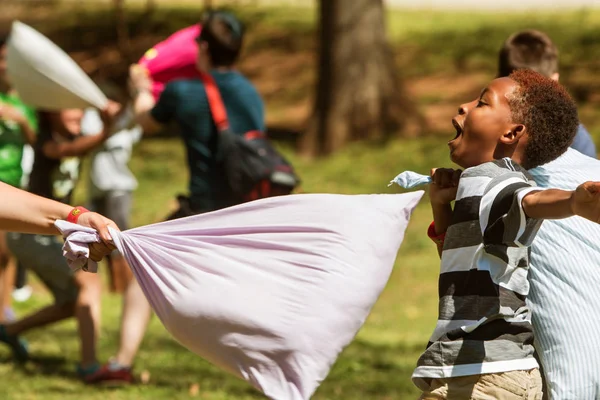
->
[[0, 3, 599, 399]]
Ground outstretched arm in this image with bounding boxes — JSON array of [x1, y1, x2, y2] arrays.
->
[[42, 108, 114, 160], [522, 182, 600, 222], [0, 181, 116, 252]]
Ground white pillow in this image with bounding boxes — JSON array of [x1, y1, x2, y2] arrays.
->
[[57, 192, 423, 399], [7, 21, 108, 110]]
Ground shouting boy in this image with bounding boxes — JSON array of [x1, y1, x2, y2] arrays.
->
[[414, 69, 600, 399]]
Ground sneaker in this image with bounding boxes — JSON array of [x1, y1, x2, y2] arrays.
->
[[12, 286, 33, 303], [0, 324, 28, 362], [84, 360, 134, 386], [76, 362, 101, 381]]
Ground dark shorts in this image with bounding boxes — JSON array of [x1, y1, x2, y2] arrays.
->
[[6, 233, 78, 306], [90, 191, 132, 257], [90, 190, 132, 230]]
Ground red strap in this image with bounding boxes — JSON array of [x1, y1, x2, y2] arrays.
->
[[66, 206, 90, 224], [260, 180, 270, 197], [244, 130, 264, 140], [198, 72, 229, 132], [427, 221, 446, 246]]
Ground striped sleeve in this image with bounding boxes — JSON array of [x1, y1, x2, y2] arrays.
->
[[479, 172, 543, 247]]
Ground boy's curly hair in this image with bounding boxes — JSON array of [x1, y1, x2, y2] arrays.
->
[[507, 69, 579, 169]]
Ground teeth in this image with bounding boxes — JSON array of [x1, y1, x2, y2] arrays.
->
[[451, 120, 462, 140]]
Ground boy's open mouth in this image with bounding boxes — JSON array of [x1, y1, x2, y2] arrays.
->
[[449, 118, 463, 143]]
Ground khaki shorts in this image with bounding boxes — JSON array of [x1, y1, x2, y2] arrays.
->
[[419, 369, 543, 400], [6, 233, 78, 306]]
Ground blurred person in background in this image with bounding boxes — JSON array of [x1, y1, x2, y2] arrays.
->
[[498, 29, 596, 158], [497, 30, 600, 399], [0, 33, 37, 321], [85, 10, 265, 385], [1, 107, 113, 381], [81, 81, 140, 294]]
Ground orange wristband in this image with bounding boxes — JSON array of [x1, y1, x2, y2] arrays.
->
[[66, 206, 89, 224], [427, 221, 446, 246]]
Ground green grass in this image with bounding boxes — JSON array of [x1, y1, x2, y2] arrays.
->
[[1, 136, 448, 400], [1, 3, 600, 399]]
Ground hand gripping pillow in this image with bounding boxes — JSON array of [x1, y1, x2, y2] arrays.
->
[[57, 192, 423, 399]]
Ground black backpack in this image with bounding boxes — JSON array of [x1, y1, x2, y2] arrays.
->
[[200, 72, 300, 204]]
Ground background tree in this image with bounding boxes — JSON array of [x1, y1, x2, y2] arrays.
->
[[114, 0, 131, 60], [300, 0, 420, 157]]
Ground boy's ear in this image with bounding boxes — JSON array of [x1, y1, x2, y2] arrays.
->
[[500, 124, 526, 145]]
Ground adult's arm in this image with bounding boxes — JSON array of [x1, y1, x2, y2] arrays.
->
[[130, 64, 164, 135], [42, 109, 113, 160], [523, 182, 600, 222], [0, 181, 117, 241]]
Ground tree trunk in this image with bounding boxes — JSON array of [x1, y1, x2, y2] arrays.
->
[[300, 0, 417, 157], [146, 0, 155, 14], [114, 0, 131, 61]]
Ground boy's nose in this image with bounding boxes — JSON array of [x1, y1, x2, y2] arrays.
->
[[458, 100, 477, 115]]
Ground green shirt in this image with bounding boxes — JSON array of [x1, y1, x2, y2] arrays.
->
[[0, 92, 37, 187]]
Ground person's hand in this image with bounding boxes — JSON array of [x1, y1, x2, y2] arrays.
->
[[77, 212, 119, 262], [89, 242, 115, 263], [77, 211, 120, 254], [129, 64, 152, 95], [0, 103, 26, 125], [98, 100, 122, 137], [571, 181, 600, 223], [429, 168, 462, 206], [105, 100, 122, 119]]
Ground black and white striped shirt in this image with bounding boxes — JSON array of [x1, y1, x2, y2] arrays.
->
[[413, 158, 543, 389]]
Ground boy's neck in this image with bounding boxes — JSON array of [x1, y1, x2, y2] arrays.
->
[[493, 144, 527, 168]]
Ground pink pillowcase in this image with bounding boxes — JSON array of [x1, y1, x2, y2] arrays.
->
[[138, 25, 202, 100]]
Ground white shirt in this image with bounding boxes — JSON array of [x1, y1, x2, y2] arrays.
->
[[528, 148, 600, 399], [81, 107, 142, 196]]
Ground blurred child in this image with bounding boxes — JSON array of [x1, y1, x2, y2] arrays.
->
[[414, 69, 600, 399], [1, 107, 111, 380], [81, 82, 140, 293], [0, 34, 37, 321], [498, 29, 596, 158]]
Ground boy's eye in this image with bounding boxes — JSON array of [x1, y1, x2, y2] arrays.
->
[[477, 100, 487, 107]]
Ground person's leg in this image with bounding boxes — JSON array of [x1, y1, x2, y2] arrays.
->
[[73, 269, 102, 369], [469, 369, 541, 399], [0, 294, 73, 362], [2, 233, 80, 362], [3, 301, 74, 337], [105, 191, 134, 293], [418, 378, 449, 399], [85, 278, 151, 384], [0, 231, 13, 321], [114, 278, 151, 367], [14, 261, 27, 289], [12, 261, 32, 303]]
